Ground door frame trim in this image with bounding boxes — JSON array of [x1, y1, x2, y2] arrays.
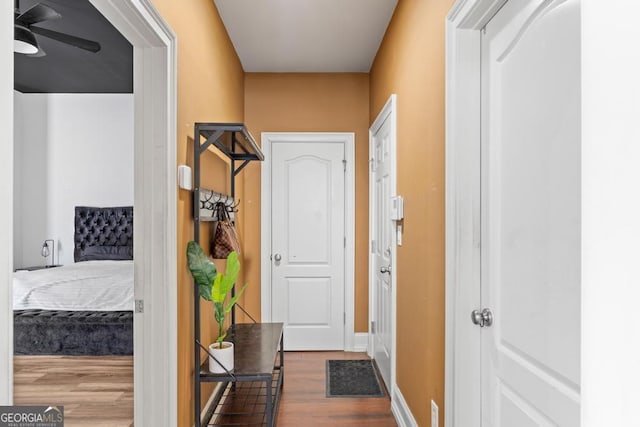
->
[[445, 1, 508, 426], [0, 0, 13, 404], [260, 132, 356, 350], [1, 1, 178, 425], [367, 94, 397, 396]]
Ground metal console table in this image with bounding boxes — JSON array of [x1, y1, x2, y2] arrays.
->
[[199, 323, 284, 426]]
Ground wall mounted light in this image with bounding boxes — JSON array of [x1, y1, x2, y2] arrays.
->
[[41, 239, 55, 267], [14, 25, 39, 55]]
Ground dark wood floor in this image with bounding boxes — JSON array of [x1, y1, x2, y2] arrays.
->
[[278, 351, 397, 426], [14, 352, 396, 426]]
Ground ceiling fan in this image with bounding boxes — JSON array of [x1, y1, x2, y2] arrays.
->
[[14, 0, 101, 56]]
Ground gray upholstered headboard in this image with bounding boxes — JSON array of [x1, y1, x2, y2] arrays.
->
[[74, 206, 133, 262]]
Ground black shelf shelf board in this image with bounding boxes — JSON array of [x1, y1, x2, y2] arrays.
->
[[199, 323, 284, 381], [195, 122, 264, 162]]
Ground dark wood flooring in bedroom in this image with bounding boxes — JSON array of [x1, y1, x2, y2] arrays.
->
[[13, 352, 396, 426]]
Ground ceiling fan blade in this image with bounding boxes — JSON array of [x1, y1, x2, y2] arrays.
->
[[16, 3, 60, 26], [30, 26, 101, 53]]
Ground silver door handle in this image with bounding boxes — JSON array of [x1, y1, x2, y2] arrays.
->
[[471, 308, 493, 327], [380, 265, 391, 274], [273, 253, 282, 262]]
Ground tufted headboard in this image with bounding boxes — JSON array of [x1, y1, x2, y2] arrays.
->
[[74, 206, 133, 262]]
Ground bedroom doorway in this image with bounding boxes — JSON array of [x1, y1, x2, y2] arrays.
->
[[1, 1, 177, 425]]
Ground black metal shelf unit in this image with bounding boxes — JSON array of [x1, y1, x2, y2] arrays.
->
[[199, 323, 284, 426], [193, 123, 283, 427], [193, 122, 264, 324]]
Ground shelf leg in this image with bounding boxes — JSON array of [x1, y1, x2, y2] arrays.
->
[[280, 334, 284, 386], [266, 375, 273, 427]]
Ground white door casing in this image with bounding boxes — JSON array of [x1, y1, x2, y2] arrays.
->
[[368, 94, 397, 392], [0, 0, 14, 404], [1, 1, 178, 425], [481, 0, 581, 425], [261, 133, 355, 351]]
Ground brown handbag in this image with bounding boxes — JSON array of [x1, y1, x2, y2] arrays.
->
[[211, 202, 241, 259]]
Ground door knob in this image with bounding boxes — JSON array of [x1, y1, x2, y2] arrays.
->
[[471, 308, 493, 327], [380, 265, 391, 274], [273, 253, 282, 262]]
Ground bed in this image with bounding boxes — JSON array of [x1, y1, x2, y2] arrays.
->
[[13, 206, 134, 356]]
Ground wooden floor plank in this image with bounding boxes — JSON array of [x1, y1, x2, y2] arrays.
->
[[14, 351, 396, 426], [277, 352, 397, 427], [14, 356, 134, 427]]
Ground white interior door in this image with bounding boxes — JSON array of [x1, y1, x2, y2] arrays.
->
[[370, 98, 395, 391], [271, 140, 345, 350], [480, 0, 581, 425]]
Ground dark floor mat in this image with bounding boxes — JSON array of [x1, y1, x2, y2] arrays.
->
[[326, 359, 386, 398]]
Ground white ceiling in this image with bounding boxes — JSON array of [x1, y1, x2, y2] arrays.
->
[[214, 0, 398, 72]]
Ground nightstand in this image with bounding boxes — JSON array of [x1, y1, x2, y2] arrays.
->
[[15, 265, 62, 272]]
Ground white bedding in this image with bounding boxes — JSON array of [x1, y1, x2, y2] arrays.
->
[[13, 260, 134, 311]]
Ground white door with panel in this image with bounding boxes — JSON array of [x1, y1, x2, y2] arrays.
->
[[271, 141, 346, 350], [369, 96, 395, 391], [479, 0, 581, 426]]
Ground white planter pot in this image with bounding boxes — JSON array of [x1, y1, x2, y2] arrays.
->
[[208, 342, 234, 374]]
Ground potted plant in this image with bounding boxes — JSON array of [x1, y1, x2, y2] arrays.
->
[[187, 241, 246, 373]]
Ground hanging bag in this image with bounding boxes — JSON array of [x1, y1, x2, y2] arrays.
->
[[211, 202, 241, 259]]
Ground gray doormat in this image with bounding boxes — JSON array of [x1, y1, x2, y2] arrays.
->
[[326, 359, 386, 398]]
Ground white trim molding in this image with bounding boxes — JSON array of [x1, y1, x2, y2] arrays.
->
[[368, 94, 398, 395], [350, 332, 369, 353], [0, 0, 14, 405], [89, 1, 178, 426], [391, 385, 418, 427], [445, 1, 506, 426], [260, 132, 356, 350]]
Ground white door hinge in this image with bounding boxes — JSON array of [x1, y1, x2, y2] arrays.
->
[[135, 299, 144, 313], [371, 239, 375, 253], [371, 320, 375, 334], [344, 312, 346, 325], [343, 159, 347, 172]]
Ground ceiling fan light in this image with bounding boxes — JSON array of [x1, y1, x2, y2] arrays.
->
[[14, 25, 39, 54]]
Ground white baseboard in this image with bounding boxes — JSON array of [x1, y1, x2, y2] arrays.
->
[[345, 332, 369, 352], [351, 332, 368, 352], [391, 385, 418, 427], [197, 382, 225, 427]]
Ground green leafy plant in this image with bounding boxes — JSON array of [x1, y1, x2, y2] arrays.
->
[[187, 241, 247, 343]]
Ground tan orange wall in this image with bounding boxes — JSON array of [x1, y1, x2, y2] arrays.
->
[[150, 1, 244, 425], [369, 0, 454, 425], [241, 73, 370, 332]]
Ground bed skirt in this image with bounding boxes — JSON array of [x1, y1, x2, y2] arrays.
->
[[13, 310, 133, 356]]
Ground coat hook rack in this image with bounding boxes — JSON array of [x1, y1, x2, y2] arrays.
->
[[198, 188, 237, 221]]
